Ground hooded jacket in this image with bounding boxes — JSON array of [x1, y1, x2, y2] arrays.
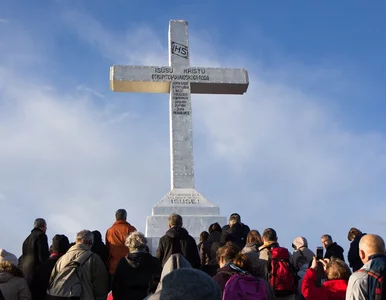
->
[[146, 253, 192, 300], [105, 220, 136, 274], [324, 242, 345, 262], [292, 236, 315, 266], [155, 226, 200, 269], [0, 265, 31, 300], [293, 247, 315, 267], [112, 251, 161, 300], [302, 268, 348, 300]]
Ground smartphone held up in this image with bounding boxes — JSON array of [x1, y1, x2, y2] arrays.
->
[[316, 247, 324, 260]]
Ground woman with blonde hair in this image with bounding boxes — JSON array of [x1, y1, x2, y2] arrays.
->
[[0, 249, 31, 300], [302, 257, 351, 300], [112, 232, 161, 300]]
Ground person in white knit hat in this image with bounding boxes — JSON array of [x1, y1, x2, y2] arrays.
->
[[292, 236, 315, 267], [0, 248, 31, 300]]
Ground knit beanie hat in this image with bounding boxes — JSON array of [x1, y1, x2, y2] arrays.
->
[[292, 236, 308, 250], [160, 268, 221, 300], [0, 249, 18, 266]]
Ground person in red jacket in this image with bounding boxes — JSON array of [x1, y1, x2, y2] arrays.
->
[[302, 256, 351, 300]]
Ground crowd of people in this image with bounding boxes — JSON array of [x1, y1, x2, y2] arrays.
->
[[0, 209, 384, 300]]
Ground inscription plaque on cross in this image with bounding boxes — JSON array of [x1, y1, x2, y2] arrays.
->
[[110, 20, 249, 253]]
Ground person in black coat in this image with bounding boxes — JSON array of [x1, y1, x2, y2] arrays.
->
[[207, 223, 223, 263], [321, 234, 345, 262], [221, 213, 250, 248], [199, 223, 222, 277], [19, 218, 50, 288], [347, 227, 366, 271], [30, 234, 70, 300], [91, 230, 109, 267], [155, 214, 200, 269], [112, 232, 161, 300]]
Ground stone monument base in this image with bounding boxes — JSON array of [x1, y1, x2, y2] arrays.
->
[[145, 188, 227, 254]]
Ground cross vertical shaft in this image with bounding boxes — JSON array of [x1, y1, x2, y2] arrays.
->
[[169, 21, 194, 189]]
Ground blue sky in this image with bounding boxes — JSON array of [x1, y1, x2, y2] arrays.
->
[[1, 1, 386, 256]]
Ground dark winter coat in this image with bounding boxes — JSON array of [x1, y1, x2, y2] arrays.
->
[[221, 223, 250, 248], [212, 265, 236, 294], [19, 228, 50, 287], [324, 242, 345, 262], [91, 231, 109, 267], [199, 240, 212, 266], [155, 226, 200, 269], [30, 253, 62, 300], [112, 252, 161, 300], [207, 231, 222, 263], [348, 233, 366, 272]]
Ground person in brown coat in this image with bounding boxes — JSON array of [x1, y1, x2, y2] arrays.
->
[[105, 209, 137, 275]]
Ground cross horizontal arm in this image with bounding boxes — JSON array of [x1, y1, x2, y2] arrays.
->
[[110, 65, 249, 95]]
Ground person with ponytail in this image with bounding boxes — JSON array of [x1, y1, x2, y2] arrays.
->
[[213, 242, 274, 299], [212, 242, 243, 293], [212, 242, 257, 292]]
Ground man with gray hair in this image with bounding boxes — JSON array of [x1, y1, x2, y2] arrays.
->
[[105, 209, 137, 276], [19, 218, 50, 288], [47, 230, 108, 300], [346, 234, 386, 300], [156, 213, 200, 268], [321, 234, 345, 261]]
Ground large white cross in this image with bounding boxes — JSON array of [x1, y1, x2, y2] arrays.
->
[[110, 20, 249, 193]]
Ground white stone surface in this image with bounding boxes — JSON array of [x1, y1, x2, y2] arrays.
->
[[146, 188, 227, 254]]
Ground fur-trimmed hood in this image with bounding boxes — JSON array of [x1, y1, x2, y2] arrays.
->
[[0, 263, 23, 278]]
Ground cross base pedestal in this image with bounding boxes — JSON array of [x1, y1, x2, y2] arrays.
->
[[145, 188, 227, 254]]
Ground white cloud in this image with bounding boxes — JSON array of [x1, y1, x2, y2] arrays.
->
[[1, 10, 386, 257], [0, 18, 9, 24]]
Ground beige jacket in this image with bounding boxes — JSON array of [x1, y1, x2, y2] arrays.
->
[[50, 244, 109, 300]]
